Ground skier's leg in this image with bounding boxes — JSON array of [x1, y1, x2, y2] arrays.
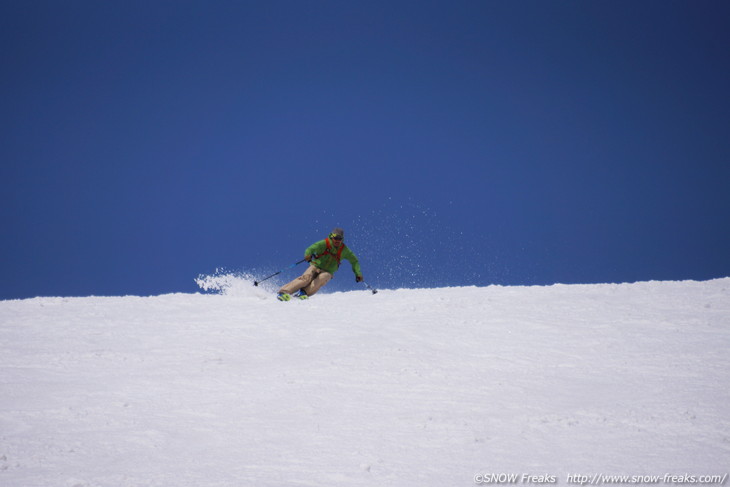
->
[[302, 270, 333, 296], [279, 265, 318, 294]]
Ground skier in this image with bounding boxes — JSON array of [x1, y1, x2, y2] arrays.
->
[[277, 227, 363, 301]]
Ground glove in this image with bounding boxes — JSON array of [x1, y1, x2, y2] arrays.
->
[[305, 254, 313, 262], [355, 275, 363, 283]]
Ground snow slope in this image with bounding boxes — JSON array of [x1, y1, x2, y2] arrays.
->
[[1, 279, 729, 487]]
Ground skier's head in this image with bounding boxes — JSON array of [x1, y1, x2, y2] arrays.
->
[[329, 227, 344, 246]]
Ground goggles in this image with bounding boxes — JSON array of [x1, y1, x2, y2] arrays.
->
[[330, 234, 344, 241]]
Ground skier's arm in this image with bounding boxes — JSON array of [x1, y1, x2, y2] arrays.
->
[[305, 240, 326, 261], [344, 248, 362, 278]]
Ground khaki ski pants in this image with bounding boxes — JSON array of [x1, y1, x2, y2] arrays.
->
[[279, 264, 333, 296]]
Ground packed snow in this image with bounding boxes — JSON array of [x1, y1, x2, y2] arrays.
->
[[1, 278, 729, 487]]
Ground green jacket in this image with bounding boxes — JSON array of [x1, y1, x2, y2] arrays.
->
[[305, 239, 362, 277]]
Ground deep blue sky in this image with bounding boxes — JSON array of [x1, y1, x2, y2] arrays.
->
[[2, 1, 729, 299]]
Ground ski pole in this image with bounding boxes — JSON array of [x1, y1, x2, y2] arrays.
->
[[254, 258, 308, 286], [362, 281, 378, 294]]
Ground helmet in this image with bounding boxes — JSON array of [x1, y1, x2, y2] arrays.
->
[[330, 227, 344, 240]]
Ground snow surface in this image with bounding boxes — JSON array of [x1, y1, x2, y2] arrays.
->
[[1, 278, 729, 486]]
